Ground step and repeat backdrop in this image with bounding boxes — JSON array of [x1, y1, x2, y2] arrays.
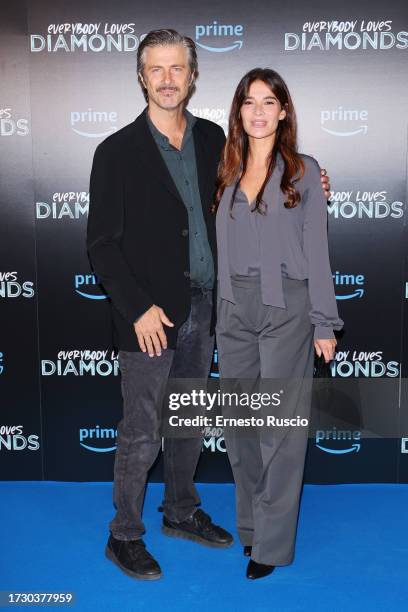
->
[[1, 0, 407, 483]]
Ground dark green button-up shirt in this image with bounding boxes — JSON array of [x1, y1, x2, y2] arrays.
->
[[146, 109, 214, 290]]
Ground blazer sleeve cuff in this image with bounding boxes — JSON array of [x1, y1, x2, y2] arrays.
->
[[131, 301, 155, 325]]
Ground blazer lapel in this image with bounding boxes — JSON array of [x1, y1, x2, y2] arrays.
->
[[131, 110, 184, 205]]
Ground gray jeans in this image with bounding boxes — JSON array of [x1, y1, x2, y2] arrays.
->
[[109, 288, 214, 540]]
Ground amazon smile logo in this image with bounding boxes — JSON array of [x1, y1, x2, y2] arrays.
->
[[74, 274, 107, 300], [70, 109, 118, 138], [333, 271, 365, 300], [79, 426, 117, 452], [320, 107, 368, 136], [316, 428, 361, 455], [195, 22, 244, 52]]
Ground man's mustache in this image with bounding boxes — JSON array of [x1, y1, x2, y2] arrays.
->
[[157, 85, 180, 92]]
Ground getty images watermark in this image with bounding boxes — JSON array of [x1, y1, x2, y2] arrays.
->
[[163, 385, 310, 436], [160, 377, 406, 440]]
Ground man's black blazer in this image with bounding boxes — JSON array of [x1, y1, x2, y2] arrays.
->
[[87, 108, 226, 351]]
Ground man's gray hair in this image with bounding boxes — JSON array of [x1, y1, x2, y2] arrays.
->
[[137, 29, 198, 101]]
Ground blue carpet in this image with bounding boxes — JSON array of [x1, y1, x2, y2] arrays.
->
[[1, 482, 407, 611]]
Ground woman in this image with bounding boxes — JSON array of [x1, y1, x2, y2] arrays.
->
[[214, 68, 343, 580]]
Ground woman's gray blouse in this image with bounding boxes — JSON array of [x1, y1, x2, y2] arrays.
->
[[216, 153, 343, 340], [227, 188, 262, 276]]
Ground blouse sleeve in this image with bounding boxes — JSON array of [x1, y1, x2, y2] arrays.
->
[[302, 157, 344, 340]]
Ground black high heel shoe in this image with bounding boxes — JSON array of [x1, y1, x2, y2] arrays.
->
[[243, 546, 252, 557], [246, 559, 275, 580]]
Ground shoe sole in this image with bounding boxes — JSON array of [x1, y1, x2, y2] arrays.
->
[[161, 525, 233, 548], [246, 569, 275, 580], [105, 546, 162, 581]]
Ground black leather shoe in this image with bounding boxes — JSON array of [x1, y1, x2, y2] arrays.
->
[[162, 509, 233, 548], [243, 546, 252, 557], [105, 534, 162, 580], [246, 559, 275, 580]]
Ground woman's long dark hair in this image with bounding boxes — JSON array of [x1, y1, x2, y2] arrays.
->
[[213, 68, 304, 213]]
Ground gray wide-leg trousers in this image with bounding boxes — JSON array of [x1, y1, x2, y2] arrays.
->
[[216, 275, 314, 566]]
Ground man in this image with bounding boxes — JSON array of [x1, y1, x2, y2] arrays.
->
[[87, 29, 331, 581]]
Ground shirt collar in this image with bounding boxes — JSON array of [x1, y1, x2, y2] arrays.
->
[[146, 107, 196, 151]]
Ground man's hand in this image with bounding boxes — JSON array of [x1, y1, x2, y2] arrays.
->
[[134, 305, 174, 357], [314, 338, 337, 363], [320, 168, 331, 199]]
